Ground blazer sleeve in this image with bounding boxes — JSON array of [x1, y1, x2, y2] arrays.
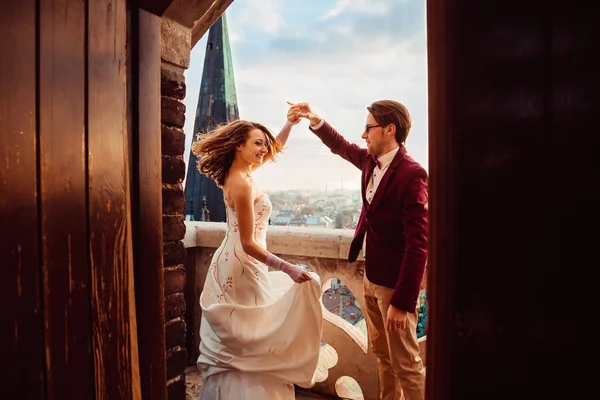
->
[[310, 121, 369, 170], [391, 166, 429, 312]]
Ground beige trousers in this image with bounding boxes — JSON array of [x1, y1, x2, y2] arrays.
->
[[363, 275, 425, 400]]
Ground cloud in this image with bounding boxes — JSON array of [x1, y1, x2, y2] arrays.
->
[[321, 0, 392, 20], [269, 1, 426, 62], [227, 0, 285, 35], [183, 0, 428, 191]]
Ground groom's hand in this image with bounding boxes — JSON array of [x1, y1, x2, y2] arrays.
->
[[386, 305, 408, 333], [287, 101, 322, 126]]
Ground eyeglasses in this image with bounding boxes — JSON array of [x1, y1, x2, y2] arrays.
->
[[364, 124, 381, 134]]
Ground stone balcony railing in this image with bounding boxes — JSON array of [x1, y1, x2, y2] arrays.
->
[[182, 221, 426, 400]]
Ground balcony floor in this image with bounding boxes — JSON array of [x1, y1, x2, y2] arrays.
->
[[296, 387, 341, 399], [185, 366, 342, 399]]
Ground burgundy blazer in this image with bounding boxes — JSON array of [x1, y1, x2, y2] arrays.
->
[[311, 122, 428, 312]]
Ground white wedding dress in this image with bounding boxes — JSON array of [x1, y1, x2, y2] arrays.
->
[[197, 193, 323, 400]]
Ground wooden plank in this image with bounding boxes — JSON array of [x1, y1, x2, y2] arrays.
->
[[191, 0, 234, 47], [38, 0, 94, 398], [425, 1, 455, 399], [0, 1, 46, 398], [87, 0, 140, 398], [164, 0, 216, 30], [133, 9, 168, 399], [139, 0, 176, 17]]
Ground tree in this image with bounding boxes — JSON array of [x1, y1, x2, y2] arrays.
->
[[334, 209, 353, 229], [335, 213, 344, 229], [300, 206, 316, 216]]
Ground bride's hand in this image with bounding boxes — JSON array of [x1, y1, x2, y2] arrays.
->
[[293, 268, 313, 283], [265, 253, 313, 283], [284, 262, 313, 283], [283, 263, 313, 283], [286, 107, 301, 125]]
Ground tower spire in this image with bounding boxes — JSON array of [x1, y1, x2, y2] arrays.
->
[[184, 13, 239, 222]]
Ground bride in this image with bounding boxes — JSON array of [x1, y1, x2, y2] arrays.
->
[[192, 116, 323, 399]]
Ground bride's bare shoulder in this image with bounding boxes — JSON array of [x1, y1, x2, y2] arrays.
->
[[223, 174, 254, 204]]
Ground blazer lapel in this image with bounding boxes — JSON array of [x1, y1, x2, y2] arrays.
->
[[367, 146, 407, 213]]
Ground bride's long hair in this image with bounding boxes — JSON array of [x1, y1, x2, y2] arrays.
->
[[191, 120, 282, 187]]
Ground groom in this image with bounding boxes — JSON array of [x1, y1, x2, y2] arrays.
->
[[288, 100, 427, 400]]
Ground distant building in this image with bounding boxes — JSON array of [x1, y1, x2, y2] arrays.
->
[[273, 216, 292, 226], [305, 215, 333, 228], [269, 210, 278, 221], [309, 199, 327, 208], [330, 278, 344, 289], [280, 204, 297, 215]]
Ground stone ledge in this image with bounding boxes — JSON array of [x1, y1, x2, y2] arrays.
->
[[183, 221, 364, 261]]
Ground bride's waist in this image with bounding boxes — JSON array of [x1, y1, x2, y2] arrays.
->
[[225, 228, 267, 241]]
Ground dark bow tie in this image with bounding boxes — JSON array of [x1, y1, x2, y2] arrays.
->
[[372, 155, 381, 169]]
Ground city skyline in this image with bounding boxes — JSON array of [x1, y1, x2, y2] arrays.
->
[[183, 0, 428, 191]]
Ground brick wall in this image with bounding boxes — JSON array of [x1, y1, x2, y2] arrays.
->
[[160, 18, 191, 400]]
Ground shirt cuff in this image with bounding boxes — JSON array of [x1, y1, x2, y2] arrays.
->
[[310, 119, 325, 130]]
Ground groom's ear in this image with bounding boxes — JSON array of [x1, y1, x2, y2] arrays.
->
[[386, 123, 396, 137]]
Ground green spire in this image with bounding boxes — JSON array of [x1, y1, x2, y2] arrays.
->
[[185, 13, 240, 222]]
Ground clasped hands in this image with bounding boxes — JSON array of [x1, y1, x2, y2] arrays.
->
[[286, 101, 321, 126]]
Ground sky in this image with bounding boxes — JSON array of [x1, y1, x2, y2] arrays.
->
[[183, 0, 428, 191]]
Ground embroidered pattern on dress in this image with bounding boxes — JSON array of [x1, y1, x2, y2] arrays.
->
[[211, 193, 271, 302]]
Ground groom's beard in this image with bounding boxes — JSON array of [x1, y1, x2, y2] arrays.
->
[[366, 144, 379, 156]]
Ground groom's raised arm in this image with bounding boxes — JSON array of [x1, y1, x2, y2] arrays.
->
[[309, 120, 369, 171], [288, 101, 369, 170]]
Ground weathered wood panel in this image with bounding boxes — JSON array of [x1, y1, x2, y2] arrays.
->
[[39, 0, 94, 398], [132, 8, 168, 400], [87, 0, 140, 398], [0, 1, 45, 398], [425, 0, 455, 399], [426, 1, 596, 399]]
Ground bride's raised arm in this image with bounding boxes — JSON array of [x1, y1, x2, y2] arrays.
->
[[251, 107, 300, 171]]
